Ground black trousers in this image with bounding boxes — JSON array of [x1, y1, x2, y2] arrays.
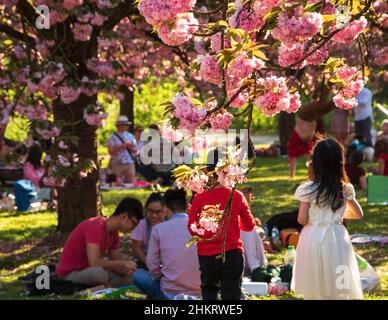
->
[[355, 116, 373, 147], [198, 249, 244, 300]]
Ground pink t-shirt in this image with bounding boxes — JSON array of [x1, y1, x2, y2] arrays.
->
[[131, 218, 152, 253], [55, 217, 120, 277], [23, 162, 45, 188]]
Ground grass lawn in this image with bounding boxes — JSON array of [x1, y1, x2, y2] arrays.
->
[[0, 156, 387, 300]]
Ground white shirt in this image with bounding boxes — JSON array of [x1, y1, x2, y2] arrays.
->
[[354, 88, 373, 121], [107, 131, 137, 164]]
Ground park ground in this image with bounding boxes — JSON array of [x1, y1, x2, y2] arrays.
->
[[0, 156, 387, 300]]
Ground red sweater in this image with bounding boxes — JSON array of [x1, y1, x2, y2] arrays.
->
[[188, 187, 255, 256]]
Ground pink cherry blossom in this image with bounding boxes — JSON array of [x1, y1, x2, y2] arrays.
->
[[72, 23, 93, 42], [171, 93, 206, 132], [139, 0, 197, 25], [63, 0, 83, 10], [161, 124, 184, 143], [230, 4, 264, 32], [332, 17, 367, 44], [209, 110, 233, 130], [227, 51, 265, 87], [254, 76, 296, 117], [157, 13, 198, 46], [253, 0, 281, 17], [278, 43, 306, 69], [272, 11, 322, 48], [197, 54, 222, 85], [336, 65, 357, 81]]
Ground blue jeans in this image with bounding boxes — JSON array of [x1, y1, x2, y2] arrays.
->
[[132, 269, 168, 300]]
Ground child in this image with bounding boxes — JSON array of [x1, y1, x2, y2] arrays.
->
[[291, 139, 364, 300], [189, 149, 256, 300], [240, 186, 268, 276], [131, 193, 165, 269], [374, 119, 388, 176], [345, 150, 367, 190], [55, 198, 143, 288]]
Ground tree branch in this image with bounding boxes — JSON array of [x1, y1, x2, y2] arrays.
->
[[0, 23, 35, 43]]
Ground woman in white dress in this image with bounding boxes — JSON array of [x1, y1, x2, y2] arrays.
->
[[291, 139, 364, 300]]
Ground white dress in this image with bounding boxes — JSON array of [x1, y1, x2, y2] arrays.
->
[[291, 181, 363, 300]]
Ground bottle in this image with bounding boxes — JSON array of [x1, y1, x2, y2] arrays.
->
[[263, 224, 269, 240], [271, 225, 282, 249], [284, 246, 296, 265]]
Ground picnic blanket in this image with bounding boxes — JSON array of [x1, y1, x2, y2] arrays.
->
[[100, 180, 152, 191], [351, 234, 388, 246]]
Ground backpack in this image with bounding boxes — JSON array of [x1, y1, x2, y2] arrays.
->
[[20, 265, 88, 296], [13, 179, 37, 211]]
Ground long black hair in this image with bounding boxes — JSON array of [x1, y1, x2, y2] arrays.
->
[[310, 139, 349, 212], [26, 143, 43, 169]]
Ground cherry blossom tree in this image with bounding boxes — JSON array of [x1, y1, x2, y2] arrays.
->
[[0, 0, 386, 237], [137, 0, 385, 259], [0, 0, 199, 231]]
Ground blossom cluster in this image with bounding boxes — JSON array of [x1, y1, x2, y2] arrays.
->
[[138, 0, 198, 46], [254, 76, 301, 116], [190, 204, 223, 236], [172, 93, 207, 132], [332, 65, 364, 110]]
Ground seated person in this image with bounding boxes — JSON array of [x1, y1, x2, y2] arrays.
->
[[375, 119, 388, 176], [138, 124, 176, 186], [240, 187, 268, 276], [345, 150, 367, 191], [23, 142, 52, 202], [55, 198, 143, 288], [132, 189, 201, 299], [131, 192, 165, 269]]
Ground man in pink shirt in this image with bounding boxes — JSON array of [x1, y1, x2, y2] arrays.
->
[[132, 189, 201, 299], [55, 198, 143, 288]]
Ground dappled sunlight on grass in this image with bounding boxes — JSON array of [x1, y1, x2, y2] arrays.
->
[[0, 156, 386, 299]]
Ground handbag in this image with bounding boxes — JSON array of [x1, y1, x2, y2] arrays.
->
[[113, 132, 140, 170]]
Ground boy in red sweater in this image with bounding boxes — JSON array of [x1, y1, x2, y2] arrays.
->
[[188, 149, 256, 300]]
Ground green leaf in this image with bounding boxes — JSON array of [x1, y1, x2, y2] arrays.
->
[[304, 1, 324, 12], [263, 7, 282, 22], [253, 50, 268, 61]]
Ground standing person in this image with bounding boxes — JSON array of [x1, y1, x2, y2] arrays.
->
[[55, 198, 143, 288], [188, 149, 256, 300], [288, 99, 334, 178], [239, 186, 268, 276], [345, 150, 367, 190], [132, 189, 201, 299], [354, 87, 373, 147], [331, 109, 350, 145], [374, 119, 388, 176], [291, 139, 364, 300], [107, 116, 138, 183], [131, 192, 165, 269]]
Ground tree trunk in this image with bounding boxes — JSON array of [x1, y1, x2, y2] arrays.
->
[[278, 112, 296, 155], [119, 85, 135, 133], [53, 94, 101, 232]]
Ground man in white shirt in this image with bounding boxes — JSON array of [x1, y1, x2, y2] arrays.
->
[[354, 88, 373, 147]]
